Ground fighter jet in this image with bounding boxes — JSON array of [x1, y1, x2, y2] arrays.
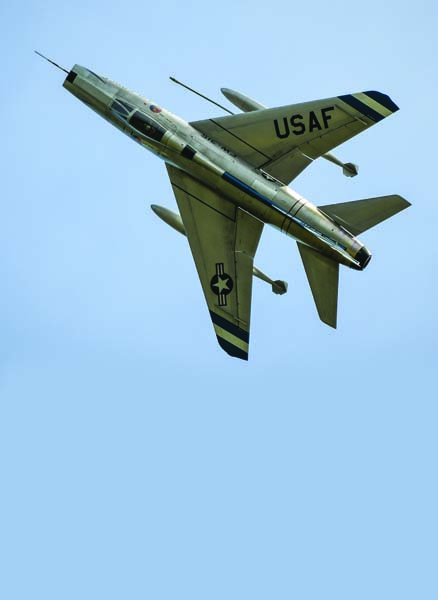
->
[[36, 52, 410, 360]]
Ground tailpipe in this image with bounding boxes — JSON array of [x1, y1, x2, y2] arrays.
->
[[356, 246, 372, 270]]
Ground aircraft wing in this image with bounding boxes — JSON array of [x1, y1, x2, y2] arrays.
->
[[190, 91, 399, 184], [165, 164, 263, 360]]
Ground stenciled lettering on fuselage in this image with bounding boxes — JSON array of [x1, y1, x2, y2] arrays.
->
[[274, 106, 335, 139], [201, 133, 237, 157]]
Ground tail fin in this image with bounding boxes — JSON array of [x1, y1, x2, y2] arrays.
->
[[319, 194, 411, 236], [297, 243, 339, 328]]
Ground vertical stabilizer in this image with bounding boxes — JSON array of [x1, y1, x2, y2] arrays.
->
[[297, 243, 339, 328]]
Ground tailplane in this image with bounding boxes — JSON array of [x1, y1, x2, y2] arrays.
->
[[302, 194, 410, 327], [319, 194, 411, 236]]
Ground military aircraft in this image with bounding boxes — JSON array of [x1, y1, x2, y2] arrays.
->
[[36, 52, 410, 360]]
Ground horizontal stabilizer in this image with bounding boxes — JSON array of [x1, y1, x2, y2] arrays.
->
[[319, 194, 411, 236], [297, 243, 339, 328]]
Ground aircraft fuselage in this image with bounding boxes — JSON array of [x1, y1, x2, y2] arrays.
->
[[63, 65, 371, 270]]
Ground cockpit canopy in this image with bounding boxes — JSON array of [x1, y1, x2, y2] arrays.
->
[[129, 111, 165, 142], [111, 99, 166, 142], [111, 98, 135, 119]]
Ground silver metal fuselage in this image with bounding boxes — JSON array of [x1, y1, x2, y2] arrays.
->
[[64, 65, 371, 270]]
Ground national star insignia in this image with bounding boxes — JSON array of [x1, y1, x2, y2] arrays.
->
[[213, 275, 231, 293]]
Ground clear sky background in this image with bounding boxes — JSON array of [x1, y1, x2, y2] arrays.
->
[[2, 1, 437, 598]]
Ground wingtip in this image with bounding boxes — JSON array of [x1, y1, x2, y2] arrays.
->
[[339, 91, 399, 123], [364, 90, 399, 113], [217, 336, 249, 360]]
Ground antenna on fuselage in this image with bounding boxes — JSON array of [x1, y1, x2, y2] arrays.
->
[[169, 76, 234, 115], [34, 50, 69, 74]]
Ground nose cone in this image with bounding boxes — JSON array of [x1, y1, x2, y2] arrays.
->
[[356, 246, 372, 270], [63, 64, 114, 112]]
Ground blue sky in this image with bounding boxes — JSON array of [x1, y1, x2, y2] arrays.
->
[[2, 1, 437, 598]]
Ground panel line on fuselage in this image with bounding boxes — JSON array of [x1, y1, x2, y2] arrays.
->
[[222, 171, 284, 214], [222, 171, 351, 257]]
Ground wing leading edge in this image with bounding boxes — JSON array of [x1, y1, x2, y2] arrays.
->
[[165, 164, 263, 360]]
